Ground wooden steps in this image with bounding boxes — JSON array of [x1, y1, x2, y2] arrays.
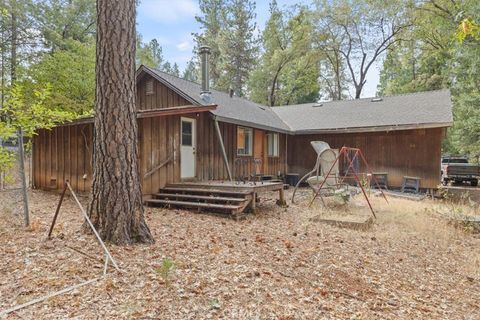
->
[[144, 184, 253, 216], [145, 199, 243, 211], [159, 186, 252, 196], [153, 193, 246, 203]]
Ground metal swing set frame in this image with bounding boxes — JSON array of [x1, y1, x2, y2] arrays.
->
[[294, 146, 388, 218]]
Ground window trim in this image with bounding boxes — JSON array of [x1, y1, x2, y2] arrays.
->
[[236, 126, 253, 156], [267, 132, 280, 158]]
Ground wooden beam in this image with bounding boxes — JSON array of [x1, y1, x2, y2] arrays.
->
[[214, 118, 233, 181], [136, 105, 215, 118], [56, 105, 217, 127]]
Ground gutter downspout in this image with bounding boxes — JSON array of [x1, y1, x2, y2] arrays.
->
[[285, 135, 288, 175], [214, 117, 233, 181]]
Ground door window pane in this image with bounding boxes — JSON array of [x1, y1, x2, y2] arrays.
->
[[182, 121, 193, 146]]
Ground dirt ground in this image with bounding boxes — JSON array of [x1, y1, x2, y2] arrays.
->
[[0, 187, 479, 320]]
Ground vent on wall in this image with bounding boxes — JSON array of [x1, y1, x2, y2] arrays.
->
[[146, 80, 154, 95]]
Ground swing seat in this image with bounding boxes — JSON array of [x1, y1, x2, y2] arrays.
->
[[307, 175, 349, 197]]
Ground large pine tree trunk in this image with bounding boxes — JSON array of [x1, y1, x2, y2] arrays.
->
[[88, 0, 153, 244]]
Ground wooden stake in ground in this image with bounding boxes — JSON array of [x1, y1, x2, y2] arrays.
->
[[87, 0, 153, 244]]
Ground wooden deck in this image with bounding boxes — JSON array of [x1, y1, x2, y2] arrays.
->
[[171, 180, 284, 192], [144, 180, 286, 217]]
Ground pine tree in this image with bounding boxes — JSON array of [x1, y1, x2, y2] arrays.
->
[[172, 62, 180, 77], [194, 0, 227, 88], [36, 0, 96, 51], [182, 58, 198, 82], [136, 37, 164, 69], [218, 0, 258, 96], [89, 0, 153, 244]]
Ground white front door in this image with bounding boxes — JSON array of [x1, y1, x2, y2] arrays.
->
[[180, 117, 196, 179]]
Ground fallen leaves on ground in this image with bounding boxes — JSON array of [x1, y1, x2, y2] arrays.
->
[[0, 188, 479, 319]]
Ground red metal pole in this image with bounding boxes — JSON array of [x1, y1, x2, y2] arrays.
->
[[343, 150, 377, 219], [358, 150, 389, 203]]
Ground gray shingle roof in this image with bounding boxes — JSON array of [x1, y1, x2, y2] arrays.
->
[[142, 66, 290, 133], [272, 90, 453, 134], [141, 66, 453, 134]]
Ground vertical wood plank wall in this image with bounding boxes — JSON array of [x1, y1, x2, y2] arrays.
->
[[137, 75, 190, 110], [33, 124, 94, 193], [195, 116, 287, 181], [32, 113, 288, 194], [287, 128, 444, 189]]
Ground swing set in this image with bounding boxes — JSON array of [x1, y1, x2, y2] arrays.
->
[[295, 145, 388, 218]]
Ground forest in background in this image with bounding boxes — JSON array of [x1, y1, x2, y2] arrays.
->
[[0, 0, 479, 164]]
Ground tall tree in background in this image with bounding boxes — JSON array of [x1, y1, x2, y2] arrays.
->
[[313, 9, 347, 101], [218, 0, 258, 96], [249, 2, 317, 106], [315, 0, 411, 99], [136, 37, 164, 69], [182, 58, 198, 81], [376, 0, 480, 155], [1, 0, 39, 224], [88, 0, 153, 244], [194, 0, 226, 88], [36, 0, 96, 51], [377, 0, 453, 96], [1, 0, 38, 84], [449, 1, 480, 155], [29, 39, 95, 114]]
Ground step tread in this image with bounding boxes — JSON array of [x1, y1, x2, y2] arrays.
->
[[162, 186, 252, 195], [153, 193, 247, 202], [145, 199, 244, 210]]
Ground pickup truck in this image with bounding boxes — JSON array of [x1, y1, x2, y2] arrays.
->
[[441, 157, 479, 186]]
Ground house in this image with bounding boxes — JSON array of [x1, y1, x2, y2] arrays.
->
[[274, 89, 453, 189], [31, 49, 453, 201], [32, 47, 290, 198]]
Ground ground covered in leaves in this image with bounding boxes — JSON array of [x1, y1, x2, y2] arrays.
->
[[0, 188, 479, 319]]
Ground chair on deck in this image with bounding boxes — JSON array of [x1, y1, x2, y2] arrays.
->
[[292, 141, 349, 204], [233, 157, 263, 183]]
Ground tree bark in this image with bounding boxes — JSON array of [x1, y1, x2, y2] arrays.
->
[[88, 0, 153, 244]]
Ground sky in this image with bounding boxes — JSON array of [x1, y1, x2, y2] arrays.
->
[[137, 0, 380, 98]]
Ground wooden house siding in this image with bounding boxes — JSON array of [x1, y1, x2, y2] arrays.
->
[[137, 74, 191, 110], [32, 112, 288, 195], [33, 124, 94, 193], [195, 118, 287, 181], [287, 128, 444, 189]]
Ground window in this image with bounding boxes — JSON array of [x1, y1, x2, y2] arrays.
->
[[267, 133, 279, 157], [237, 127, 253, 156], [181, 120, 193, 146], [146, 80, 154, 95]]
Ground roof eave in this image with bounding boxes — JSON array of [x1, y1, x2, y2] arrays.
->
[[290, 122, 453, 135], [212, 114, 292, 134]]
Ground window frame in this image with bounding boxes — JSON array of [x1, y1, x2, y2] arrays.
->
[[236, 126, 253, 156], [267, 132, 280, 158]]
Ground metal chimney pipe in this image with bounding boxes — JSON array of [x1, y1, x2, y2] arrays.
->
[[199, 45, 211, 95]]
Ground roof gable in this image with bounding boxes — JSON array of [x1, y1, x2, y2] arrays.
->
[[138, 66, 291, 133]]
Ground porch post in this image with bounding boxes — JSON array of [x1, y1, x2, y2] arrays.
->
[[214, 117, 233, 181]]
